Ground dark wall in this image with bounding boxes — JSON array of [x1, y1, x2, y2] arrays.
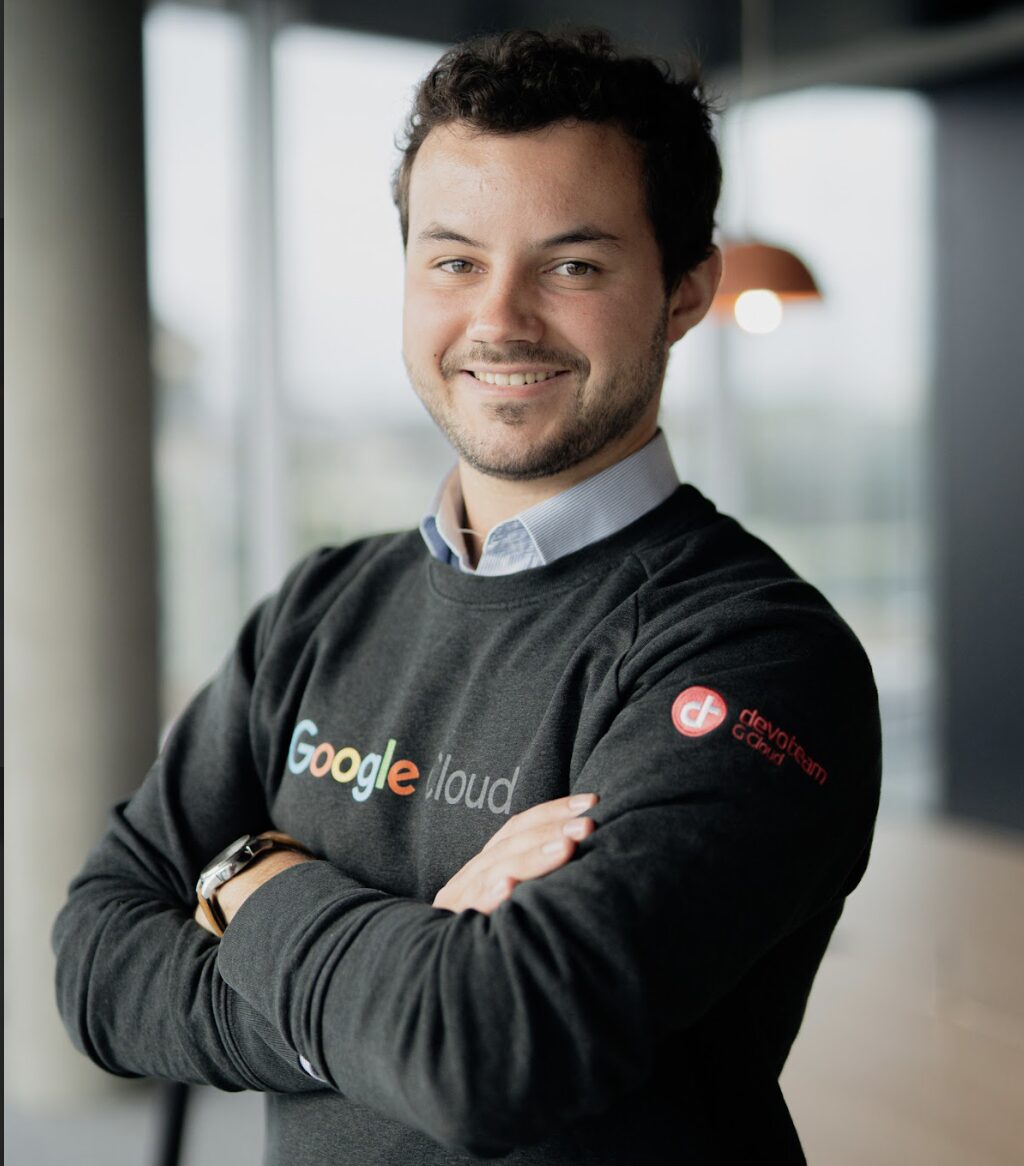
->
[[929, 71, 1024, 832], [297, 0, 1024, 68], [299, 0, 733, 63]]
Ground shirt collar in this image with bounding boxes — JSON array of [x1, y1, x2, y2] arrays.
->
[[420, 468, 478, 572], [420, 430, 679, 575]]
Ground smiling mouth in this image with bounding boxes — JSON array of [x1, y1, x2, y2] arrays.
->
[[468, 369, 566, 386]]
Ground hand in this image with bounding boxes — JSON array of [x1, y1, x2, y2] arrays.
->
[[432, 793, 599, 915], [194, 836, 313, 936]]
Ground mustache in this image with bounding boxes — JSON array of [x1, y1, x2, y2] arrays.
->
[[441, 344, 588, 378]]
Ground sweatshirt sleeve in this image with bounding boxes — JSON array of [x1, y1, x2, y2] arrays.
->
[[214, 611, 882, 1154], [51, 559, 334, 1094]]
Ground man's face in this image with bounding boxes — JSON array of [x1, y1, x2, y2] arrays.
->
[[402, 120, 699, 481]]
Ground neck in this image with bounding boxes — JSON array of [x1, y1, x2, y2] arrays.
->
[[458, 421, 659, 567]]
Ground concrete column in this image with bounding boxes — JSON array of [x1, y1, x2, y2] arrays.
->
[[4, 0, 159, 1105]]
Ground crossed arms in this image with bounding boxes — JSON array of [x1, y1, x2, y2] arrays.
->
[[195, 793, 599, 934]]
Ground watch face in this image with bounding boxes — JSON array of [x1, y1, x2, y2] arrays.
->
[[206, 834, 251, 874]]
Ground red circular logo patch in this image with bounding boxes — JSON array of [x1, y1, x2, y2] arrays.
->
[[671, 686, 728, 737]]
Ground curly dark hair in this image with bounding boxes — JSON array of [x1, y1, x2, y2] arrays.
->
[[392, 28, 721, 293]]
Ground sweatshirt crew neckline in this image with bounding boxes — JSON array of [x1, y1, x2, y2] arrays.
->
[[424, 484, 718, 605]]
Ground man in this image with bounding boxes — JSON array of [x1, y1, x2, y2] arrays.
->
[[54, 28, 881, 1164]]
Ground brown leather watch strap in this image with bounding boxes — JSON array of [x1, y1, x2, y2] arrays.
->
[[197, 889, 229, 936], [255, 830, 309, 852], [197, 832, 311, 936]]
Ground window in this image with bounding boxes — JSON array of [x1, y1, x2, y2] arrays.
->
[[144, 3, 247, 721], [273, 27, 451, 554]]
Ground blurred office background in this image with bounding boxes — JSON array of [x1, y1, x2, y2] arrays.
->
[[5, 0, 1023, 1163]]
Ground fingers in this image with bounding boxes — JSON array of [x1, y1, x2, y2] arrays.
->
[[432, 795, 600, 915], [482, 792, 599, 853], [482, 874, 517, 912], [481, 802, 597, 869], [489, 827, 584, 884]]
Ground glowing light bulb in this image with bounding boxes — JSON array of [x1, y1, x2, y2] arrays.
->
[[734, 289, 783, 334]]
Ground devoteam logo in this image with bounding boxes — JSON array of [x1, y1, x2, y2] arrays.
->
[[671, 686, 728, 737]]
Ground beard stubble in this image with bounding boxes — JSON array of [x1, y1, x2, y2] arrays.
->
[[407, 310, 669, 482]]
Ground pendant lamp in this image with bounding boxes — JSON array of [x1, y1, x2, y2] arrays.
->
[[712, 0, 822, 331], [712, 240, 821, 332]]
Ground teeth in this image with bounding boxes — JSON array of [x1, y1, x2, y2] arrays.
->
[[471, 370, 561, 386]]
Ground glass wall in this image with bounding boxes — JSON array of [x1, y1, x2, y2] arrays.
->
[[273, 27, 451, 553], [144, 4, 248, 722], [144, 10, 444, 722]]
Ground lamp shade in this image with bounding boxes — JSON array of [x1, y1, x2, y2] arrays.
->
[[713, 241, 821, 313]]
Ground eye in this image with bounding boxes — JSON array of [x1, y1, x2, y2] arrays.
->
[[436, 258, 477, 274], [551, 260, 599, 278]]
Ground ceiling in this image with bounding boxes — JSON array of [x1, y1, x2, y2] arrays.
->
[[282, 0, 1024, 93]]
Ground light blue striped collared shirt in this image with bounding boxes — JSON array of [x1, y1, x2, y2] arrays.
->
[[419, 431, 680, 576]]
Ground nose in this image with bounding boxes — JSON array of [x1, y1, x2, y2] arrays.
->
[[466, 271, 544, 346]]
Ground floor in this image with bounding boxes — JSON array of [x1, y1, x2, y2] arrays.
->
[[780, 812, 1024, 1166], [6, 813, 1023, 1165]]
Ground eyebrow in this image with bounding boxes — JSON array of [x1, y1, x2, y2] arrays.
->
[[416, 223, 623, 251]]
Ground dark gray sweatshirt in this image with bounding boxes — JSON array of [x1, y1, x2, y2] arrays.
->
[[53, 486, 881, 1163]]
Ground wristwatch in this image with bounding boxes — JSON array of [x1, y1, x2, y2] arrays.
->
[[196, 831, 308, 936]]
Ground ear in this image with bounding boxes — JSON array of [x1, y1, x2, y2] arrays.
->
[[666, 246, 723, 345]]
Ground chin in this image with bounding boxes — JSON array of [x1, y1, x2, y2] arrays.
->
[[454, 428, 598, 481]]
